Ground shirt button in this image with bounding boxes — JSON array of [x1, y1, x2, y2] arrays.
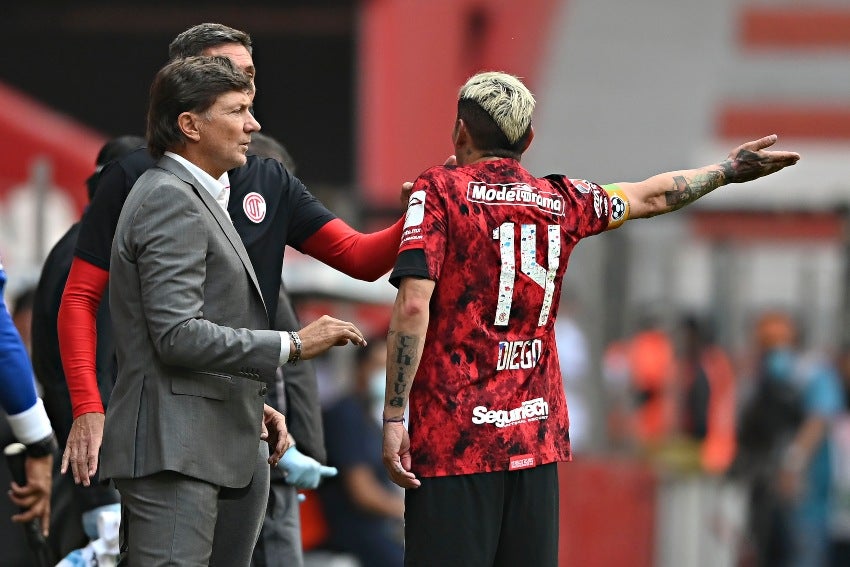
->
[[259, 386, 268, 396]]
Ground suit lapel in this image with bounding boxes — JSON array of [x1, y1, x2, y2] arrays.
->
[[157, 156, 268, 316]]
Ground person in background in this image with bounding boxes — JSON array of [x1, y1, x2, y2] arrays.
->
[[603, 311, 678, 452], [319, 337, 404, 567], [11, 285, 36, 356], [554, 287, 592, 453], [249, 131, 339, 567], [829, 344, 850, 567], [30, 135, 144, 559], [0, 255, 58, 542], [736, 310, 843, 567], [381, 70, 800, 565], [678, 313, 737, 474]]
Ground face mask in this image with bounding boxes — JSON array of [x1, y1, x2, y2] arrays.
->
[[368, 370, 386, 404], [764, 348, 795, 381], [367, 370, 387, 427]]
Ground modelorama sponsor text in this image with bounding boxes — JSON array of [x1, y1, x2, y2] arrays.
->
[[467, 182, 565, 216]]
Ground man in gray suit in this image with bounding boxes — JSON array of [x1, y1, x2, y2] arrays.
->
[[103, 55, 366, 565]]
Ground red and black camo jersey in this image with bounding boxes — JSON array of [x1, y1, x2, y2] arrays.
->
[[390, 158, 612, 477]]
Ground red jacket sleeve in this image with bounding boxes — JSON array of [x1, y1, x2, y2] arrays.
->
[[299, 217, 404, 281], [58, 257, 108, 418]]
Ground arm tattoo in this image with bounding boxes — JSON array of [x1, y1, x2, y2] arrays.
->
[[722, 148, 772, 183], [664, 170, 725, 211], [387, 331, 420, 409]]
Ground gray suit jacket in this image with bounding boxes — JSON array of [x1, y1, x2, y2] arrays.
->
[[102, 156, 281, 489]]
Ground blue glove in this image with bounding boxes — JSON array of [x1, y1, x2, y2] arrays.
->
[[278, 446, 338, 489]]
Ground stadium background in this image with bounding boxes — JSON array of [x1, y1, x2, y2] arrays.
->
[[1, 1, 849, 565]]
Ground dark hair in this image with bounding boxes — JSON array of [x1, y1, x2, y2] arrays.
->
[[457, 98, 531, 160], [146, 55, 253, 159], [87, 135, 146, 200], [168, 23, 252, 60], [248, 132, 296, 173]]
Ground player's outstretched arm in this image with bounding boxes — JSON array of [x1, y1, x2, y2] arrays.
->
[[611, 135, 800, 223]]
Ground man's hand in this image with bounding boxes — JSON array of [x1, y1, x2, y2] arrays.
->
[[278, 445, 338, 489], [721, 135, 800, 184], [261, 404, 290, 466], [9, 454, 53, 536], [61, 412, 104, 486], [382, 421, 420, 489], [400, 182, 414, 209], [400, 155, 457, 209], [297, 315, 366, 360]]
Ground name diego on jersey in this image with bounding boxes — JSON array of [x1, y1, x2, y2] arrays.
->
[[467, 182, 564, 216], [496, 338, 542, 371], [471, 397, 550, 428]]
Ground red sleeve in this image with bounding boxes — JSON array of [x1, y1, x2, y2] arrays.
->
[[299, 217, 405, 281], [58, 257, 108, 418]]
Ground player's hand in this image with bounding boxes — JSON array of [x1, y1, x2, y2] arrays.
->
[[62, 412, 104, 486], [382, 421, 420, 489], [278, 446, 338, 489], [9, 454, 53, 536], [722, 134, 800, 184], [261, 404, 290, 466], [297, 315, 366, 360]]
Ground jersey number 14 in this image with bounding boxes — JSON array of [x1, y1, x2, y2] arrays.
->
[[493, 222, 560, 328]]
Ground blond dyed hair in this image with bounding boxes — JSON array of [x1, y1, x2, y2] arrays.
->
[[458, 71, 535, 144]]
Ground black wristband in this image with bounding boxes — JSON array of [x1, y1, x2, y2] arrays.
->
[[25, 432, 58, 458]]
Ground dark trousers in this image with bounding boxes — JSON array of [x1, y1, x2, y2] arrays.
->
[[404, 463, 559, 567]]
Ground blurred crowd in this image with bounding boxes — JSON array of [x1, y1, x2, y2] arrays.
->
[[563, 299, 850, 567]]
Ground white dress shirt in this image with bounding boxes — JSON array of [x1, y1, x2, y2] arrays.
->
[[163, 152, 290, 364]]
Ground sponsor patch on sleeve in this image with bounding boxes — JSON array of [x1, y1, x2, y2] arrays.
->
[[570, 179, 593, 194], [399, 190, 426, 250]]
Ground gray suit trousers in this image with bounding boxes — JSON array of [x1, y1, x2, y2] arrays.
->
[[116, 443, 270, 566]]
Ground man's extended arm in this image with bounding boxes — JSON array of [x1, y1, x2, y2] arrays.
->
[[381, 276, 435, 489], [609, 135, 799, 224], [57, 257, 109, 485], [299, 157, 455, 281], [300, 217, 405, 281]]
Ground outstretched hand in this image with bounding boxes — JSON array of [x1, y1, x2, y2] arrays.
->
[[297, 315, 366, 360], [722, 134, 800, 184]]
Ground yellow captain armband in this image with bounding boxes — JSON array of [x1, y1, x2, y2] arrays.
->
[[602, 184, 629, 230]]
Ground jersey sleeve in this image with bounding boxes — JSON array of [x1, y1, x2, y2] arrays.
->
[[58, 257, 109, 417], [300, 217, 405, 281], [390, 170, 448, 286], [545, 176, 610, 238]]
